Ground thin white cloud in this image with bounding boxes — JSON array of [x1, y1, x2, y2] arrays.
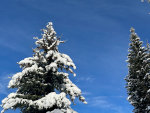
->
[[77, 76, 95, 83], [89, 96, 112, 108], [82, 91, 92, 96], [88, 96, 131, 113], [0, 73, 14, 95], [0, 24, 33, 55]]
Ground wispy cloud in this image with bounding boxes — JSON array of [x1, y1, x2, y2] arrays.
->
[[0, 41, 24, 53], [82, 91, 92, 96], [0, 73, 13, 95], [87, 96, 131, 113], [76, 76, 95, 83], [90, 96, 112, 108], [0, 24, 33, 55]]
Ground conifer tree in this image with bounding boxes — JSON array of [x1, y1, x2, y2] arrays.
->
[[126, 27, 150, 113], [143, 42, 150, 112], [1, 22, 87, 113]]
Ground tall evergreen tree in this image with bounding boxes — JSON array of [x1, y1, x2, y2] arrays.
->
[[1, 22, 87, 113], [125, 27, 150, 113], [143, 42, 150, 112]]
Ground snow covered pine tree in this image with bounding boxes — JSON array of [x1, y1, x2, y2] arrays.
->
[[125, 27, 150, 113], [1, 22, 87, 113]]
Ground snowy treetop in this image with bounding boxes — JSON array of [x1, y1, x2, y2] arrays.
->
[[1, 22, 86, 113]]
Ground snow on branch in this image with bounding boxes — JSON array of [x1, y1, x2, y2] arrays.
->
[[1, 92, 71, 113]]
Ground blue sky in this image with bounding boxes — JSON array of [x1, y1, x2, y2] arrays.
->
[[0, 0, 150, 113]]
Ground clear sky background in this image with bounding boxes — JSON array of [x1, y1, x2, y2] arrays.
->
[[0, 0, 150, 113]]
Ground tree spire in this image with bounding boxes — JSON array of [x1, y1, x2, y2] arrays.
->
[[126, 27, 150, 113]]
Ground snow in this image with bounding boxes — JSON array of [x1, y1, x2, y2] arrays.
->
[[60, 77, 82, 102], [45, 62, 57, 72], [147, 106, 150, 110], [46, 50, 54, 58], [46, 109, 63, 113], [46, 108, 77, 113], [1, 92, 71, 113], [53, 53, 76, 70], [8, 72, 23, 88], [18, 57, 34, 68], [56, 72, 69, 77], [79, 96, 87, 104], [34, 92, 71, 109], [147, 89, 150, 93], [8, 63, 44, 88]]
